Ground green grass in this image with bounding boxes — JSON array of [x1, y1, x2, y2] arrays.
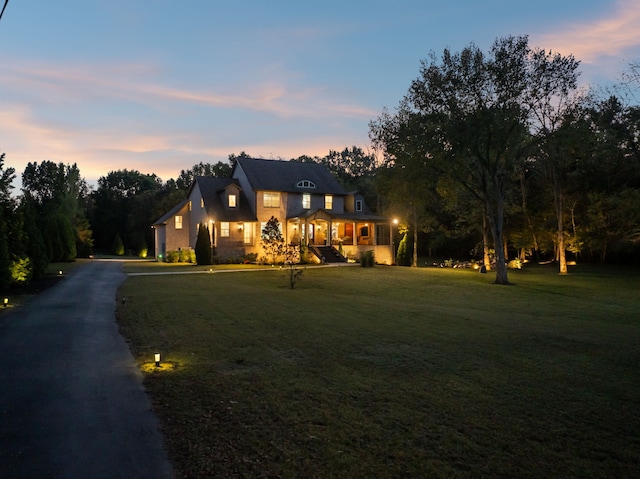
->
[[116, 263, 640, 478]]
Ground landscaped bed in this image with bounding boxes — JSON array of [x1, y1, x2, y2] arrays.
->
[[116, 263, 640, 478]]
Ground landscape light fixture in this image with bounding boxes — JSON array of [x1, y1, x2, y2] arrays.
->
[[3, 298, 7, 307], [58, 270, 63, 276], [155, 353, 161, 367]]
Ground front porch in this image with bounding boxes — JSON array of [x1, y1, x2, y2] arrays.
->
[[285, 209, 394, 264]]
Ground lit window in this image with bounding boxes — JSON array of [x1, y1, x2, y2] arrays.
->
[[263, 192, 280, 208], [220, 222, 230, 237], [228, 194, 237, 208], [325, 195, 333, 210], [302, 193, 311, 209], [297, 180, 316, 188], [175, 215, 183, 229], [356, 199, 363, 212], [243, 222, 252, 244]]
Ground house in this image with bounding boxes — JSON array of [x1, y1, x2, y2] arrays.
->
[[152, 157, 393, 264]]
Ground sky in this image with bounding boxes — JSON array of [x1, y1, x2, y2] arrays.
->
[[1, 0, 639, 189]]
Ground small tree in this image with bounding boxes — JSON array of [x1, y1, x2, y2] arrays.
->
[[261, 216, 284, 264], [281, 242, 303, 289], [195, 223, 213, 265], [112, 232, 125, 256]]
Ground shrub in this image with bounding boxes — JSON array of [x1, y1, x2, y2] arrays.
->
[[360, 250, 375, 267], [165, 251, 180, 263], [10, 256, 32, 284], [243, 252, 258, 263]]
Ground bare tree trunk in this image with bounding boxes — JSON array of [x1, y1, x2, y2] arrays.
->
[[412, 207, 418, 267], [554, 182, 568, 275], [503, 237, 509, 263], [519, 171, 539, 261], [482, 207, 491, 270], [486, 198, 509, 285]]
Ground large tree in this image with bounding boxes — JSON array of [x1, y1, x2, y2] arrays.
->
[[0, 153, 15, 289], [21, 161, 90, 263], [371, 35, 580, 284]]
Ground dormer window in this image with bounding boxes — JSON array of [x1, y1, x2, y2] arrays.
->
[[228, 194, 237, 208], [297, 180, 316, 189], [356, 199, 363, 212]]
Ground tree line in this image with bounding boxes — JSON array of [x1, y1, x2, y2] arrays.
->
[[1, 35, 638, 290], [370, 35, 640, 284], [0, 149, 376, 290]]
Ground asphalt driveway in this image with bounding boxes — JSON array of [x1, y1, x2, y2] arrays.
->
[[0, 260, 173, 479]]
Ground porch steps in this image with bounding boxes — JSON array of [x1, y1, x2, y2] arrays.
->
[[310, 245, 347, 263]]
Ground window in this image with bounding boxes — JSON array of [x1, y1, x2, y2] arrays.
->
[[297, 180, 316, 188], [263, 192, 280, 208], [243, 222, 252, 244], [175, 215, 183, 229], [228, 194, 237, 208], [220, 222, 230, 237], [302, 193, 311, 209], [356, 199, 363, 212], [325, 195, 333, 210]]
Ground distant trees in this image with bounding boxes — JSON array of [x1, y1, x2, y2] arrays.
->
[[89, 169, 162, 256]]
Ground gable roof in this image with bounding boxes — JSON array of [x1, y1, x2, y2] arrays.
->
[[193, 176, 256, 222], [152, 199, 189, 226], [233, 157, 346, 195]]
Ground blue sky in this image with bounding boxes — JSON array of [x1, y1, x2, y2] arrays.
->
[[1, 0, 639, 187]]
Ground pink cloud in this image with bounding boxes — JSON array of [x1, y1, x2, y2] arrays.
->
[[535, 0, 640, 63], [0, 58, 374, 120]]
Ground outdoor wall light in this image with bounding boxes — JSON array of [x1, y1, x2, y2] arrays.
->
[[155, 353, 161, 367]]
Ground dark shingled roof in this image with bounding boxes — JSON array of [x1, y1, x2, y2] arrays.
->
[[194, 176, 256, 222], [234, 157, 346, 195], [152, 199, 189, 226]]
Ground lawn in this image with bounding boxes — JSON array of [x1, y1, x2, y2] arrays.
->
[[116, 263, 640, 478]]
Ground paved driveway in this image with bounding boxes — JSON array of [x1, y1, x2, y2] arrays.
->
[[0, 260, 173, 479]]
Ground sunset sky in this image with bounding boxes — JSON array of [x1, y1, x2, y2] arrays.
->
[[1, 0, 639, 188]]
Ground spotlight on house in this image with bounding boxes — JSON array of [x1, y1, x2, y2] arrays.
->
[[155, 353, 161, 367]]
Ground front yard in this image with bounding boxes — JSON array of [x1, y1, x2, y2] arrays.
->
[[117, 263, 640, 478]]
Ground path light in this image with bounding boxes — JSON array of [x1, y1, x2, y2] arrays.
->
[[3, 298, 7, 308], [122, 296, 126, 306], [155, 353, 161, 367], [58, 270, 63, 276]]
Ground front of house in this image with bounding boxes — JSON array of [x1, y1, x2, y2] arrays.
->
[[153, 158, 393, 264]]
